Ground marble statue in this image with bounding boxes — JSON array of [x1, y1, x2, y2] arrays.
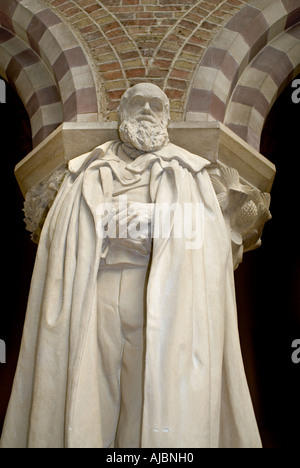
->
[[0, 83, 271, 449]]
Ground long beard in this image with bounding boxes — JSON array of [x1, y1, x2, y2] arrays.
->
[[119, 118, 169, 152]]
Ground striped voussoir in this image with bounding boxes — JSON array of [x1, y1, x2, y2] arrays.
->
[[225, 23, 300, 150], [186, 0, 300, 149], [0, 0, 98, 147]]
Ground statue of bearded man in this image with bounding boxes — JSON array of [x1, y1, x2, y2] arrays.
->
[[0, 83, 262, 449]]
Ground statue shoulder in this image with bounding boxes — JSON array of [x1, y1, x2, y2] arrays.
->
[[68, 140, 118, 175], [158, 142, 211, 173], [24, 141, 120, 243]]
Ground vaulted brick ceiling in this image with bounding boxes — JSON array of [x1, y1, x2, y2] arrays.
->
[[44, 0, 249, 120], [1, 0, 299, 150]]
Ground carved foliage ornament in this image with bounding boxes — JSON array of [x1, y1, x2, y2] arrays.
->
[[209, 165, 272, 257], [23, 167, 67, 243]]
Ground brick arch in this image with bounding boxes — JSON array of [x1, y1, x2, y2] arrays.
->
[[44, 0, 251, 121], [186, 0, 300, 128], [0, 0, 98, 147], [225, 23, 300, 151]]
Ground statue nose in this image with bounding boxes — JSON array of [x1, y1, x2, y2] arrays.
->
[[142, 102, 151, 113]]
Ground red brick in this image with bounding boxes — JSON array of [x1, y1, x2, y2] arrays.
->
[[85, 4, 102, 14], [189, 35, 208, 46], [63, 7, 82, 17], [183, 43, 204, 55], [147, 67, 168, 77], [110, 6, 144, 13], [104, 69, 124, 80], [93, 44, 113, 54], [202, 21, 219, 31], [108, 89, 126, 100], [51, 0, 72, 7], [170, 68, 191, 80], [186, 13, 205, 23], [165, 88, 185, 100], [122, 0, 140, 5], [106, 28, 125, 39], [99, 62, 121, 72], [119, 50, 140, 60], [79, 25, 96, 34], [136, 12, 155, 19], [103, 0, 122, 5], [126, 68, 146, 78], [167, 78, 188, 90], [123, 19, 157, 27], [102, 21, 120, 32], [165, 34, 185, 44], [157, 49, 176, 59], [152, 59, 173, 69], [179, 19, 198, 30]]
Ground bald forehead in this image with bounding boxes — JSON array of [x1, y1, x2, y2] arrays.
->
[[127, 83, 167, 101]]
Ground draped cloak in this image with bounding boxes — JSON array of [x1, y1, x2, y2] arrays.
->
[[0, 141, 262, 448]]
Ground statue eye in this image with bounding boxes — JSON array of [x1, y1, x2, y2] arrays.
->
[[150, 100, 163, 112], [130, 96, 144, 108]]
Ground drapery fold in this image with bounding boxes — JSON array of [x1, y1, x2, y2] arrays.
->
[[0, 142, 261, 448]]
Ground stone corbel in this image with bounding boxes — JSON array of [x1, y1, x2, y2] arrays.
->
[[208, 165, 272, 270], [17, 122, 276, 254]]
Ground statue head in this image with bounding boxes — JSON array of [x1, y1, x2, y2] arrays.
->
[[118, 83, 170, 152]]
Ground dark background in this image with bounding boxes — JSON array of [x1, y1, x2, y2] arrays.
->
[[0, 76, 299, 447], [0, 80, 36, 432], [235, 74, 300, 448]]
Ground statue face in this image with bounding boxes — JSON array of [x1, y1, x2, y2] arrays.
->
[[125, 84, 167, 126], [118, 83, 170, 152]]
